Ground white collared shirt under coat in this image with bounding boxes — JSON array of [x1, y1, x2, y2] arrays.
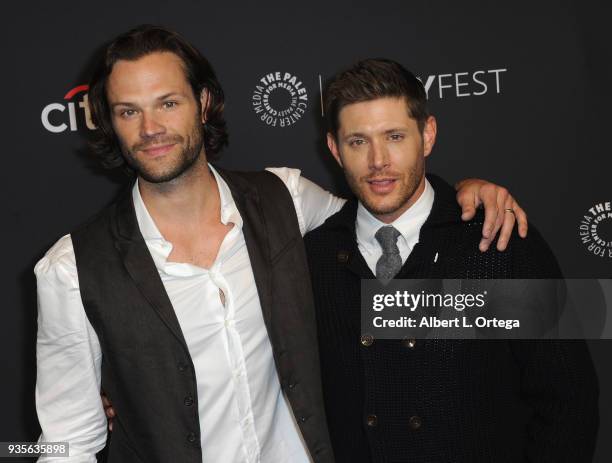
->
[[34, 166, 345, 463], [356, 178, 435, 275]]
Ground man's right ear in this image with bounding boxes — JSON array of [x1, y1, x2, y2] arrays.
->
[[326, 132, 343, 167], [200, 89, 210, 124]]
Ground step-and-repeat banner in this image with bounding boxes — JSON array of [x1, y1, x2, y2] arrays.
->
[[3, 1, 611, 460]]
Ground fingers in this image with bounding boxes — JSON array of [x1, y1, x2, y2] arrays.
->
[[479, 183, 501, 237], [486, 194, 529, 251], [458, 190, 477, 221], [457, 179, 529, 252], [479, 186, 509, 251], [105, 405, 115, 419], [456, 179, 483, 221], [101, 393, 115, 432], [513, 202, 529, 238], [101, 395, 115, 417], [496, 196, 517, 251]]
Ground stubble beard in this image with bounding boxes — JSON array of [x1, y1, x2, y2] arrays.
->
[[345, 153, 425, 218], [121, 117, 205, 184]]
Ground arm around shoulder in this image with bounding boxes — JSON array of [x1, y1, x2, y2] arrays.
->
[[265, 167, 346, 235]]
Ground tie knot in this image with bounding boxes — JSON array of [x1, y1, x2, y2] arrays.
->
[[375, 226, 401, 254]]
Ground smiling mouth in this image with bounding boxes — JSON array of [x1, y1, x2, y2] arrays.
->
[[366, 178, 398, 194], [367, 178, 396, 184], [140, 143, 176, 157]]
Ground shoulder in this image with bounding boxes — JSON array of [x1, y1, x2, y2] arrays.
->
[[34, 234, 77, 286], [264, 166, 302, 191], [68, 189, 134, 247], [215, 166, 294, 198], [216, 166, 286, 184], [35, 190, 131, 284], [505, 222, 562, 278], [426, 174, 561, 277], [304, 200, 356, 247], [450, 209, 561, 278], [72, 199, 119, 236]]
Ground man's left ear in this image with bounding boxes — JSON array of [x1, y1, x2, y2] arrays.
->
[[423, 115, 437, 158], [200, 89, 210, 124]]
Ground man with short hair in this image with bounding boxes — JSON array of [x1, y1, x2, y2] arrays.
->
[[305, 58, 599, 462], [36, 26, 529, 462]]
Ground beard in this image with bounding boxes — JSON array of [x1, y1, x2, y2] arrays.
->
[[121, 117, 204, 184], [344, 152, 425, 219]]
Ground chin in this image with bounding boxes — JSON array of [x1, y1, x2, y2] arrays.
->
[[362, 196, 404, 217]]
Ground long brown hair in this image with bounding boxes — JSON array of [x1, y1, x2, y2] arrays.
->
[[87, 24, 228, 174]]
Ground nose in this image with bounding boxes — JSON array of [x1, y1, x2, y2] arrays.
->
[[368, 140, 390, 171], [139, 110, 165, 138]]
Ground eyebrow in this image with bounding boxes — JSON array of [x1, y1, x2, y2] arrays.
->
[[110, 92, 187, 109], [343, 131, 366, 139], [344, 127, 408, 139], [156, 92, 186, 101]]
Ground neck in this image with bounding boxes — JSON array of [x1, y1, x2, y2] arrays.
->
[[138, 155, 221, 228], [374, 175, 426, 224]]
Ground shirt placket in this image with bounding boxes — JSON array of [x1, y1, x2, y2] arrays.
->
[[210, 235, 261, 463]]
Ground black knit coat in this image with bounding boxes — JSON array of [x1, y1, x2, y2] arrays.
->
[[304, 175, 599, 463]]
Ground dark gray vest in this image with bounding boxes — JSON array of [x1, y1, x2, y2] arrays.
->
[[71, 169, 334, 463]]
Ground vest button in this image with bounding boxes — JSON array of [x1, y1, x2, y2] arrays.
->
[[337, 251, 349, 263], [184, 395, 194, 407], [402, 337, 416, 349], [187, 432, 197, 443], [366, 414, 378, 427], [178, 362, 188, 372], [409, 415, 422, 430], [360, 334, 374, 347]]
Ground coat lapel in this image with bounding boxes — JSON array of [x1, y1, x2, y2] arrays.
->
[[113, 189, 189, 351], [325, 199, 375, 279]]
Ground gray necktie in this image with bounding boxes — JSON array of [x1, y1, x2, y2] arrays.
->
[[375, 226, 402, 280]]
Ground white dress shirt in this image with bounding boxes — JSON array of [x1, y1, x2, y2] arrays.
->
[[356, 179, 435, 275], [35, 166, 345, 463]]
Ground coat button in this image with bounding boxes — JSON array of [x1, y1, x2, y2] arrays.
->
[[178, 362, 188, 372], [184, 395, 194, 406], [366, 414, 378, 427], [402, 337, 416, 349], [409, 415, 422, 430], [337, 251, 349, 263], [288, 382, 297, 390], [360, 334, 374, 347], [187, 432, 197, 443]]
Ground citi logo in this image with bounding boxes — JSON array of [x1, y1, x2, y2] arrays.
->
[[41, 85, 96, 133]]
